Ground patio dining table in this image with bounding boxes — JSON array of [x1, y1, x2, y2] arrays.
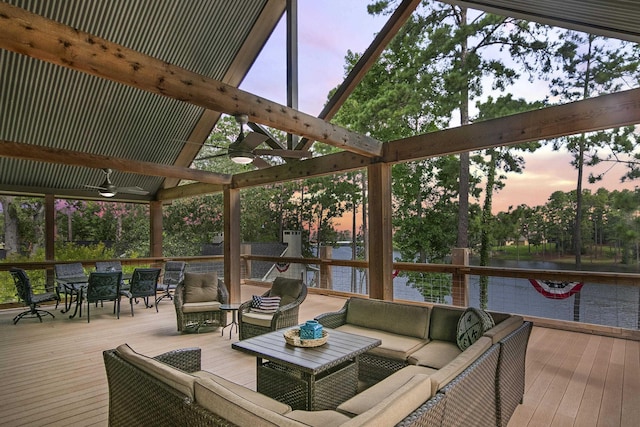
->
[[56, 273, 132, 319], [55, 275, 89, 319]]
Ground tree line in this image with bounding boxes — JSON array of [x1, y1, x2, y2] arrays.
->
[[2, 2, 639, 305]]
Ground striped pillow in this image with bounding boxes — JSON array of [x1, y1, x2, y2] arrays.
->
[[251, 296, 281, 314]]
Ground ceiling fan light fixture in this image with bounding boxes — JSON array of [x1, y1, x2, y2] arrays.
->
[[97, 173, 116, 197], [229, 150, 255, 164]]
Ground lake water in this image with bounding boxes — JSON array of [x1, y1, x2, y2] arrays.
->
[[319, 247, 639, 330]]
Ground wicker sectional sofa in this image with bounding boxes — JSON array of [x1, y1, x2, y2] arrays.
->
[[315, 298, 532, 427], [102, 298, 530, 427]]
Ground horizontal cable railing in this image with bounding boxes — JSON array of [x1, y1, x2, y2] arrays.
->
[[2, 254, 639, 337]]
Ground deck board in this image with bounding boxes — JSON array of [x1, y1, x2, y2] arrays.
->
[[0, 287, 638, 427]]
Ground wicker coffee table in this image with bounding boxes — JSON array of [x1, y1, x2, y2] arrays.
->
[[232, 327, 380, 410]]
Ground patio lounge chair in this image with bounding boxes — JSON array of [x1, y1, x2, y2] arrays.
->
[[174, 271, 228, 332], [155, 261, 186, 307], [9, 268, 60, 324], [121, 268, 161, 316]]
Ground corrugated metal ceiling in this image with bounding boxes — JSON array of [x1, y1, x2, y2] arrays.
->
[[0, 0, 638, 202], [0, 0, 281, 200]]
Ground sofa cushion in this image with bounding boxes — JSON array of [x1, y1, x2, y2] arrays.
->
[[429, 336, 492, 394], [192, 371, 291, 414], [337, 365, 436, 416], [456, 307, 495, 350], [336, 324, 428, 361], [269, 277, 302, 306], [407, 340, 462, 369], [115, 344, 195, 400], [194, 377, 303, 427], [429, 305, 465, 342], [345, 297, 431, 339], [483, 315, 523, 343], [183, 272, 218, 303], [340, 374, 432, 427], [286, 410, 352, 427], [182, 301, 221, 313]]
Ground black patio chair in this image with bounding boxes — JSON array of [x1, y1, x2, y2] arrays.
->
[[9, 268, 60, 324], [95, 261, 123, 272], [86, 271, 123, 323], [121, 268, 161, 316], [155, 261, 185, 307]]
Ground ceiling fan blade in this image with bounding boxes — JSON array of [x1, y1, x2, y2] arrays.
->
[[251, 157, 271, 169], [254, 149, 312, 159], [195, 152, 228, 161], [116, 186, 149, 195], [242, 132, 270, 150], [84, 184, 108, 191]]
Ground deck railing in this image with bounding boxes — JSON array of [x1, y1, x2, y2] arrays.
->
[[2, 254, 639, 338]]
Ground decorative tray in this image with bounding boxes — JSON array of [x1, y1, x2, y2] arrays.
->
[[283, 328, 329, 348]]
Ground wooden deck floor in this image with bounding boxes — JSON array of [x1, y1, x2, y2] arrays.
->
[[0, 286, 638, 426]]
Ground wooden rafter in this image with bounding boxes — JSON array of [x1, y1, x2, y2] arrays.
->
[[0, 140, 231, 185], [0, 2, 382, 158]]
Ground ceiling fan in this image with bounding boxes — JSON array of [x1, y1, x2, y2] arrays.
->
[[84, 168, 149, 198], [195, 114, 311, 168]]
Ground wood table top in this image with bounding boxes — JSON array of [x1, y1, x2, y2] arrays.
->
[[232, 327, 380, 375]]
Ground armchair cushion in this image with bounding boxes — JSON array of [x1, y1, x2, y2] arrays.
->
[[268, 277, 302, 306], [241, 311, 274, 327], [183, 272, 218, 303], [182, 301, 222, 313]]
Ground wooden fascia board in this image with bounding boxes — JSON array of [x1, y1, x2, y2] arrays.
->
[[0, 140, 232, 185], [0, 2, 382, 158], [384, 88, 640, 162]]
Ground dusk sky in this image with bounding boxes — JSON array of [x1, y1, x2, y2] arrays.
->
[[240, 1, 636, 215]]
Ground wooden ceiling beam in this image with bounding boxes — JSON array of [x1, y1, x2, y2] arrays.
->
[[0, 140, 232, 185], [138, 87, 640, 200], [0, 2, 382, 158], [384, 88, 640, 162]]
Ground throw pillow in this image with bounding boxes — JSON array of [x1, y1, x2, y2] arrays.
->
[[456, 307, 495, 351], [251, 295, 262, 308], [251, 296, 281, 314], [183, 272, 218, 303]]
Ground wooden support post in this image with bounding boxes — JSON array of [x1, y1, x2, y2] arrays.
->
[[241, 243, 252, 281], [368, 163, 393, 301], [149, 201, 163, 258], [451, 248, 469, 307], [224, 187, 241, 303], [44, 194, 55, 291], [319, 246, 333, 289]]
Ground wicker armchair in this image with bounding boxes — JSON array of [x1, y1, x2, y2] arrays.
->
[[238, 277, 307, 340], [173, 272, 228, 333]]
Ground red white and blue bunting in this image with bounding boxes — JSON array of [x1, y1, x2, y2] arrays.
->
[[529, 279, 584, 299]]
